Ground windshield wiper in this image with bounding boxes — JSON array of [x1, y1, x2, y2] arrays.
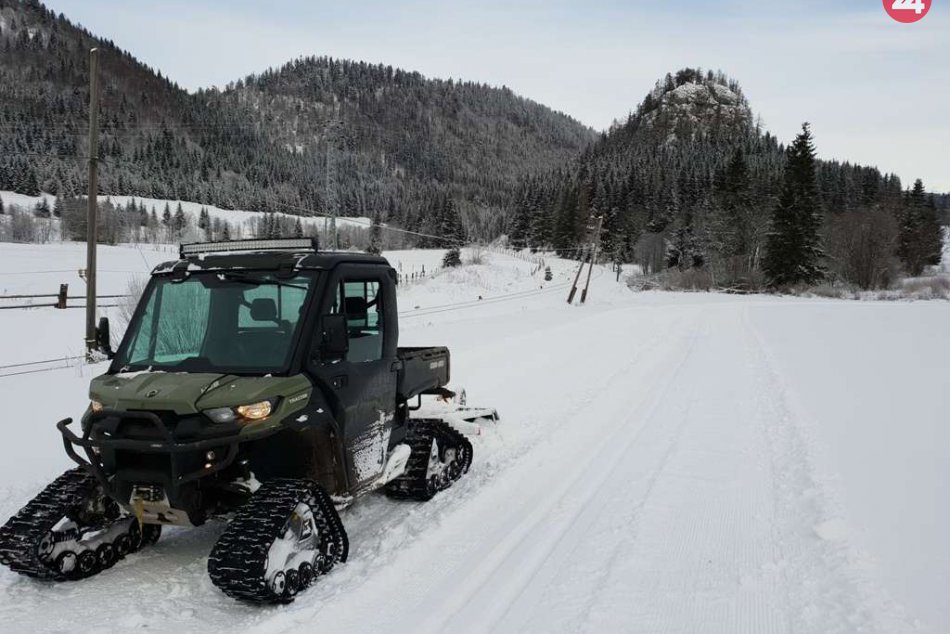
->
[[218, 272, 309, 291]]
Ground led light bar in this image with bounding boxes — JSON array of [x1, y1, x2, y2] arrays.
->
[[179, 238, 318, 258]]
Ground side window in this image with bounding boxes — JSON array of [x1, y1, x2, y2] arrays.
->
[[331, 279, 383, 362]]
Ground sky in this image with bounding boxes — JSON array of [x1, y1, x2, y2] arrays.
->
[[45, 0, 950, 191]]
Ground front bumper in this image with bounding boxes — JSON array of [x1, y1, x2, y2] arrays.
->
[[58, 411, 238, 488], [57, 409, 277, 521]]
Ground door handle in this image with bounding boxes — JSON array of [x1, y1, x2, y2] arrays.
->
[[331, 374, 348, 389]]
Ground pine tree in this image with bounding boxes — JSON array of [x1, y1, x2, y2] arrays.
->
[[367, 211, 383, 255], [173, 203, 186, 237], [437, 196, 464, 246], [34, 198, 51, 218], [528, 189, 551, 250], [293, 217, 304, 238], [510, 186, 532, 248], [20, 165, 40, 196], [442, 247, 462, 267], [553, 184, 579, 257], [161, 203, 171, 226], [667, 213, 699, 270], [763, 123, 826, 287], [898, 179, 943, 275], [53, 193, 65, 218]]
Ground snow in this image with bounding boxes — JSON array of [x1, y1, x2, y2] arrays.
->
[[0, 190, 375, 235], [0, 242, 172, 365], [749, 302, 950, 629], [0, 244, 948, 633], [0, 191, 56, 210], [668, 81, 709, 101]]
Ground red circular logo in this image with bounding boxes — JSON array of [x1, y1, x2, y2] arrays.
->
[[884, 0, 931, 22]]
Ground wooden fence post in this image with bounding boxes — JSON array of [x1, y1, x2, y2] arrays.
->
[[56, 284, 68, 309]]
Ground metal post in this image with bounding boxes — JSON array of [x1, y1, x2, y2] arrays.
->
[[57, 283, 68, 309], [580, 216, 603, 304], [84, 47, 100, 356]]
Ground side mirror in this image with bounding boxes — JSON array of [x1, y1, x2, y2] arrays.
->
[[96, 316, 114, 359], [319, 314, 349, 360]]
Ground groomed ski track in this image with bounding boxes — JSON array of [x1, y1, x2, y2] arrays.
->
[[0, 256, 931, 634]]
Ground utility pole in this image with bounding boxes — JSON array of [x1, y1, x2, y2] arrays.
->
[[566, 255, 585, 304], [580, 215, 603, 304], [323, 144, 329, 242], [324, 116, 340, 250], [567, 207, 598, 304], [84, 47, 100, 357]]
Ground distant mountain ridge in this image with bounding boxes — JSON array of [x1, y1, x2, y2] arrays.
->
[[0, 0, 943, 269], [0, 0, 594, 239]]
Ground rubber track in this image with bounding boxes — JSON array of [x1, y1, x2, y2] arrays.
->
[[386, 419, 473, 501], [0, 467, 154, 580], [207, 478, 347, 604]]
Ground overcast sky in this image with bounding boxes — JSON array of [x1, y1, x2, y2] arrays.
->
[[46, 0, 949, 191]]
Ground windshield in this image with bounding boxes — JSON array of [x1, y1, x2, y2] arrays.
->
[[115, 271, 318, 374]]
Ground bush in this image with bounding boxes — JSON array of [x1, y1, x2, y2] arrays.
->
[[9, 209, 37, 242], [824, 207, 900, 290], [465, 245, 486, 265], [112, 275, 149, 348], [442, 247, 462, 268], [658, 268, 713, 291], [801, 282, 857, 300], [901, 276, 950, 300], [628, 268, 713, 292]]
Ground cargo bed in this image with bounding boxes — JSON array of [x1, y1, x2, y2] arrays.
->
[[396, 346, 450, 400]]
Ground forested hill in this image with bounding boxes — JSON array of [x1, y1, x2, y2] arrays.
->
[[0, 0, 594, 237], [218, 57, 595, 235], [510, 68, 943, 289]]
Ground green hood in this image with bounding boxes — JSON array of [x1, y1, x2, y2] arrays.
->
[[90, 371, 311, 415]]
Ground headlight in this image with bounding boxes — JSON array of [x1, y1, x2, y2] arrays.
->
[[90, 400, 103, 413], [236, 400, 273, 421], [204, 407, 236, 423], [204, 399, 275, 424]]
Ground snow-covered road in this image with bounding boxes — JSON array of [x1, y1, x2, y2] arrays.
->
[[0, 248, 946, 633]]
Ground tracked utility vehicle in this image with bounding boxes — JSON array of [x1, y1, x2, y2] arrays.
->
[[0, 239, 495, 603]]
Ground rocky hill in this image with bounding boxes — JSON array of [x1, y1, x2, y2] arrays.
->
[[509, 68, 919, 287]]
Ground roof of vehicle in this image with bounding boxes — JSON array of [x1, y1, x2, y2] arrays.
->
[[151, 249, 390, 276]]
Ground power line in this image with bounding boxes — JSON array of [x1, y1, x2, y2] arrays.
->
[[0, 355, 85, 371], [277, 201, 467, 246]]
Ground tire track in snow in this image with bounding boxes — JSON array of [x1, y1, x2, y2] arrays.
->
[[505, 305, 791, 634], [411, 311, 704, 634], [744, 307, 922, 634]]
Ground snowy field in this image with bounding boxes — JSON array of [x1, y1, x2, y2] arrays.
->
[[0, 190, 376, 234], [0, 243, 948, 633]]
